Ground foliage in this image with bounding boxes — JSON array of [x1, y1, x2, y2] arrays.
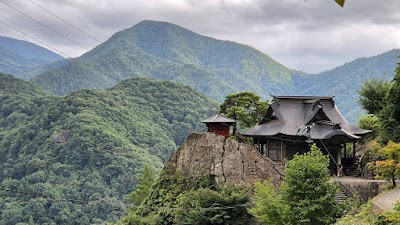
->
[[128, 165, 157, 206], [281, 144, 337, 225], [219, 92, 269, 129], [380, 64, 400, 143], [248, 180, 287, 225], [174, 185, 251, 225], [114, 165, 252, 225], [334, 0, 345, 7], [0, 36, 63, 79], [357, 77, 390, 115], [358, 114, 381, 139], [32, 20, 293, 101], [335, 202, 400, 225], [296, 49, 398, 123], [335, 203, 380, 225], [4, 21, 399, 124], [364, 140, 384, 165], [0, 74, 217, 224], [371, 141, 400, 187], [249, 145, 338, 225]]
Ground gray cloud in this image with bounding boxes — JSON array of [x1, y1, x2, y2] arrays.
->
[[0, 0, 399, 73]]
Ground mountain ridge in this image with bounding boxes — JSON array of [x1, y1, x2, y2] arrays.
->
[[0, 73, 217, 224], [0, 36, 64, 79], [2, 20, 398, 123], [31, 20, 295, 100]]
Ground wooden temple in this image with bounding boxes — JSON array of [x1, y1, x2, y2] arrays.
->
[[241, 96, 371, 175], [202, 114, 236, 138]]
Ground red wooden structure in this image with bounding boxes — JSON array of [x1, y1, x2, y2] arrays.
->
[[202, 114, 236, 138]]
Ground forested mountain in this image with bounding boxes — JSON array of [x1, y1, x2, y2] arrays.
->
[[32, 20, 296, 100], [0, 36, 64, 79], [0, 73, 217, 225], [30, 20, 400, 123], [294, 49, 400, 122]]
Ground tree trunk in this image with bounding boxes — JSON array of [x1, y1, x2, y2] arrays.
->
[[392, 174, 396, 187]]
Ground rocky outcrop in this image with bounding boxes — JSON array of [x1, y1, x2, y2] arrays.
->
[[168, 132, 283, 186]]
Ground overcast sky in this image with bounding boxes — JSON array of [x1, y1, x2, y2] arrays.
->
[[1, 0, 399, 73]]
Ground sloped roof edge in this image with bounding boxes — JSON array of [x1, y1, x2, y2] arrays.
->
[[202, 114, 236, 123]]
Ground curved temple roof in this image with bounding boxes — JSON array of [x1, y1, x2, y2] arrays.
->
[[241, 96, 371, 140], [202, 114, 236, 123]]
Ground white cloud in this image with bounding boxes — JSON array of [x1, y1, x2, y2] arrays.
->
[[0, 0, 399, 73]]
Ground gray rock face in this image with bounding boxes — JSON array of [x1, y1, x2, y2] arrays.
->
[[168, 132, 283, 186]]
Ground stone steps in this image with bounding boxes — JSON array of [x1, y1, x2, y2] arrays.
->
[[335, 189, 348, 203]]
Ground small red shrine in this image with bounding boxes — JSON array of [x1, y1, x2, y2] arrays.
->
[[202, 114, 236, 138]]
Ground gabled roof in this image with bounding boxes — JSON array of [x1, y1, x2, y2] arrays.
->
[[202, 114, 236, 123], [242, 96, 371, 140]]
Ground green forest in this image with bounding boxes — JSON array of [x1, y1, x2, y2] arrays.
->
[[0, 73, 217, 224], [0, 36, 63, 80], [1, 17, 400, 225]]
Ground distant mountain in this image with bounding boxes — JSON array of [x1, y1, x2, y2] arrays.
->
[[0, 36, 64, 79], [32, 20, 296, 99], [295, 49, 400, 122], [0, 73, 217, 224], [30, 20, 399, 123]]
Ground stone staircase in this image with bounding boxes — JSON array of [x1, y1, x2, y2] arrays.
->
[[346, 169, 359, 177], [335, 189, 349, 203]]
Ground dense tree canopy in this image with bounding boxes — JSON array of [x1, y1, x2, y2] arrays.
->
[[369, 141, 400, 187], [380, 66, 400, 143], [0, 73, 217, 225], [219, 92, 268, 129], [282, 145, 337, 225], [248, 145, 338, 225], [248, 181, 287, 225], [114, 166, 252, 225], [357, 77, 390, 115]]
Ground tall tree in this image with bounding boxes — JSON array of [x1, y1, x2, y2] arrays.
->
[[248, 180, 287, 225], [281, 145, 337, 225], [248, 145, 337, 225], [129, 164, 157, 206], [219, 92, 268, 129], [358, 114, 380, 139], [380, 65, 400, 143], [358, 77, 390, 115]]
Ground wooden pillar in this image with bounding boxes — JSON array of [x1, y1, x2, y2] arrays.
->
[[255, 138, 259, 152], [353, 142, 356, 164], [337, 145, 342, 177], [280, 140, 283, 165]]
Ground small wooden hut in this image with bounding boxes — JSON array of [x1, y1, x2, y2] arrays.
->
[[202, 114, 236, 138]]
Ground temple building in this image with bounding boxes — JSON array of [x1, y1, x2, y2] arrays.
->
[[202, 114, 236, 138], [241, 96, 371, 175]]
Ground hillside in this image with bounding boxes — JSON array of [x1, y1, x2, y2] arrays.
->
[[0, 74, 217, 225], [295, 49, 400, 122], [32, 20, 295, 99], [26, 21, 400, 123], [0, 36, 64, 79]]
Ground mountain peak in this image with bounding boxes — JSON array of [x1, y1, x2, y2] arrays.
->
[[0, 36, 64, 61]]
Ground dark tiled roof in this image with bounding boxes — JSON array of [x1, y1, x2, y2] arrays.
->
[[242, 96, 371, 140], [202, 114, 236, 123]]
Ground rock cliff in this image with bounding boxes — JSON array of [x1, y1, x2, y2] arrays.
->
[[168, 132, 283, 186]]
